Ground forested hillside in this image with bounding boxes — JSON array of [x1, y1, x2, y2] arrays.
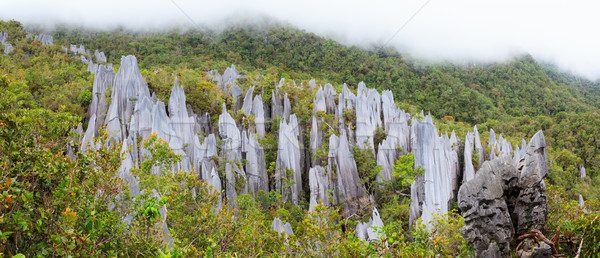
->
[[1, 19, 599, 256]]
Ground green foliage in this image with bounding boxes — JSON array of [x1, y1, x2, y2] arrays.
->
[[352, 146, 382, 193], [546, 184, 600, 256], [385, 211, 473, 257], [392, 153, 425, 192]]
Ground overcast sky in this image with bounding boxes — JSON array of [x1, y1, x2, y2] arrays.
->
[[1, 0, 599, 80]]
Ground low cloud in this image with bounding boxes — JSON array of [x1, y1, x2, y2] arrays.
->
[[1, 0, 599, 80]]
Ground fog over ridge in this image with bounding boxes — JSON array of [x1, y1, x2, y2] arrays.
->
[[1, 0, 599, 80]]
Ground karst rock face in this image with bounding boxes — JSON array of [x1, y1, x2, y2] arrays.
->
[[409, 114, 459, 227], [275, 115, 302, 205], [1, 32, 14, 55], [308, 165, 333, 211], [71, 48, 551, 248], [514, 131, 548, 235], [458, 130, 549, 257], [356, 208, 386, 243]]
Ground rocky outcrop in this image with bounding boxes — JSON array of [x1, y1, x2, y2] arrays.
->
[[1, 32, 13, 55], [463, 126, 484, 183], [513, 131, 548, 235], [34, 33, 53, 45], [219, 104, 242, 161], [272, 217, 294, 237], [458, 156, 518, 256], [328, 131, 366, 208], [355, 82, 382, 150], [243, 132, 268, 197], [376, 90, 410, 183], [95, 50, 107, 63], [458, 131, 549, 257], [356, 208, 386, 243], [104, 55, 151, 143], [275, 115, 302, 205], [308, 166, 333, 211], [409, 115, 459, 227]]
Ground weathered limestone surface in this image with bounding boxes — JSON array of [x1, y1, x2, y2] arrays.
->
[[458, 131, 549, 256], [276, 115, 302, 205], [272, 217, 294, 237], [458, 156, 518, 256], [377, 90, 410, 182], [35, 33, 53, 45], [95, 50, 107, 63], [328, 131, 366, 206], [514, 131, 548, 235], [1, 32, 13, 55], [356, 208, 386, 243], [252, 94, 266, 137], [409, 115, 459, 226], [218, 104, 242, 161], [243, 132, 268, 197], [355, 82, 381, 150], [308, 166, 333, 211]]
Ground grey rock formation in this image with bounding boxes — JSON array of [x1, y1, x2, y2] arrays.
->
[[95, 50, 107, 63], [210, 167, 223, 211], [514, 131, 548, 235], [35, 33, 53, 45], [272, 217, 294, 237], [579, 194, 586, 212], [283, 93, 291, 121], [458, 131, 549, 256], [328, 131, 366, 207], [218, 104, 241, 161], [355, 82, 382, 150], [252, 94, 265, 137], [356, 208, 386, 244], [463, 126, 484, 183], [243, 132, 268, 197], [308, 166, 333, 211], [516, 238, 552, 258], [458, 156, 518, 256], [276, 115, 302, 205], [271, 89, 283, 119], [409, 115, 459, 226], [77, 45, 86, 55], [87, 60, 98, 74], [3, 43, 12, 55], [81, 114, 97, 151], [241, 86, 254, 115], [488, 129, 513, 161], [1, 33, 12, 55], [463, 131, 476, 183], [308, 79, 316, 88], [151, 189, 174, 248], [225, 162, 248, 206], [104, 55, 151, 143], [70, 44, 78, 54], [376, 90, 410, 183]]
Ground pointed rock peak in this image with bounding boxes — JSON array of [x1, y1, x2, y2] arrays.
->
[[222, 103, 227, 114], [357, 81, 367, 96], [527, 130, 546, 150], [450, 130, 457, 142], [424, 114, 433, 124], [278, 78, 285, 88], [309, 79, 316, 88]]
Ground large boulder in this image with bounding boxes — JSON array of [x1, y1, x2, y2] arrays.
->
[[458, 156, 518, 256], [458, 130, 549, 256]]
